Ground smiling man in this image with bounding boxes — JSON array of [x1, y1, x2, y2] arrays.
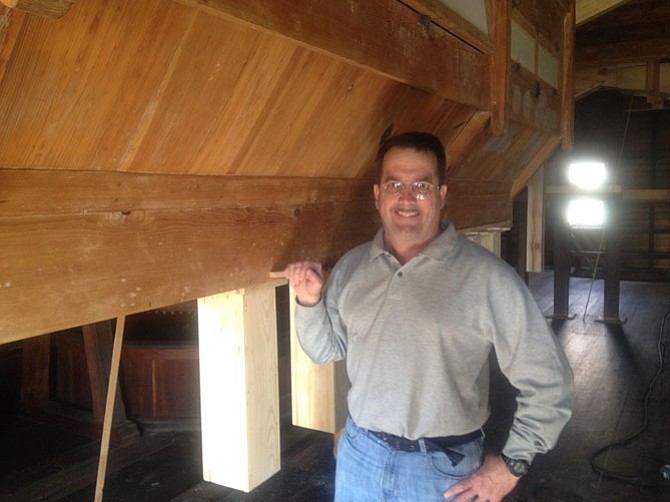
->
[[284, 131, 574, 502]]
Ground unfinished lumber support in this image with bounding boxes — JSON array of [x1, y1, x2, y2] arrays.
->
[[197, 282, 282, 492], [94, 315, 126, 502], [289, 285, 348, 435]]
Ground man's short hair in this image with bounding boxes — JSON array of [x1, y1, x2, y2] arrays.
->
[[374, 131, 447, 186]]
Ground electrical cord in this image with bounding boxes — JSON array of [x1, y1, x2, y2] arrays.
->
[[589, 308, 670, 487]]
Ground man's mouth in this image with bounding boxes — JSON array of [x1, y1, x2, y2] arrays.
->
[[394, 208, 420, 218]]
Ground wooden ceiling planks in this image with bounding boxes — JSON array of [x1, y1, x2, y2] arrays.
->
[[0, 0, 194, 170], [0, 0, 485, 180]]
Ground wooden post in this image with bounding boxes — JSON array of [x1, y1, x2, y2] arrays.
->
[[289, 285, 349, 434], [527, 167, 545, 273], [550, 195, 574, 319], [82, 321, 128, 423], [602, 192, 624, 323], [197, 282, 282, 492], [490, 0, 510, 135], [20, 334, 51, 411], [561, 1, 576, 149], [94, 316, 126, 502]]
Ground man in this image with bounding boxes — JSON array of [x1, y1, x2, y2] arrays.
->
[[284, 132, 573, 501]]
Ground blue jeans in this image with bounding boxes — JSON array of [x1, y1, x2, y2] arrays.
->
[[335, 417, 484, 502]]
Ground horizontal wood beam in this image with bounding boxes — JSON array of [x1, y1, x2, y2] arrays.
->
[[574, 62, 670, 98], [0, 170, 380, 343], [576, 38, 670, 66], [176, 0, 490, 109], [0, 169, 374, 215], [1, 169, 518, 343], [622, 189, 670, 202]]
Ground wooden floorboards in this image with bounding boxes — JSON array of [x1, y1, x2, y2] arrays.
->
[[0, 272, 669, 501]]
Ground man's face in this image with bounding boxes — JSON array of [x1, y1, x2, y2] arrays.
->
[[373, 147, 447, 255]]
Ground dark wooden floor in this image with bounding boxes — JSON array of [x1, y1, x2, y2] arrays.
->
[[1, 272, 669, 501]]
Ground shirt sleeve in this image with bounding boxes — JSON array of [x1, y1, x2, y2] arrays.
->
[[490, 270, 575, 463], [294, 265, 349, 365]]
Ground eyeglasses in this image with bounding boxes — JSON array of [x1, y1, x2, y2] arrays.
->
[[380, 180, 439, 200]]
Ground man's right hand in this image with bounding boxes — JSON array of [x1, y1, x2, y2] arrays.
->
[[283, 261, 324, 306]]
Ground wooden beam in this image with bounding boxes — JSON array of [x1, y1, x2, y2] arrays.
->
[[489, 0, 511, 135], [526, 167, 545, 273], [561, 2, 576, 149], [0, 170, 379, 344], [602, 193, 623, 322], [94, 315, 125, 502], [576, 37, 670, 66], [0, 0, 72, 18], [575, 62, 670, 98], [622, 189, 670, 202], [197, 283, 282, 492], [0, 169, 373, 216], [575, 0, 628, 27], [550, 195, 573, 319], [401, 0, 494, 54], [82, 321, 129, 424], [175, 0, 490, 109], [646, 59, 663, 109], [289, 283, 348, 434], [20, 334, 51, 410]]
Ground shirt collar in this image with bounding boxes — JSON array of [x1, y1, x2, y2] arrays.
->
[[368, 221, 458, 263]]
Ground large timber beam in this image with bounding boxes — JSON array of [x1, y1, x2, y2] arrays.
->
[[576, 38, 670, 66], [0, 169, 379, 343], [176, 0, 490, 110], [575, 62, 670, 99]]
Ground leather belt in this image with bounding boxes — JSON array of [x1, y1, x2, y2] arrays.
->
[[370, 429, 481, 453]]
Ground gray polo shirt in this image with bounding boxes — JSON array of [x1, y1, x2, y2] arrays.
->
[[295, 222, 574, 462]]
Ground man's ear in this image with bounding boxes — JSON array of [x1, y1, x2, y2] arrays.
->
[[439, 183, 448, 209], [373, 184, 380, 210]]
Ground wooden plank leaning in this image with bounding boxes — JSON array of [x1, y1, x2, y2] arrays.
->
[[93, 315, 126, 502]]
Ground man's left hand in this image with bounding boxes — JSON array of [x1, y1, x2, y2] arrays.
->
[[442, 454, 519, 502]]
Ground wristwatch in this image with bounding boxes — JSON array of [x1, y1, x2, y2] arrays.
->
[[501, 454, 530, 477]]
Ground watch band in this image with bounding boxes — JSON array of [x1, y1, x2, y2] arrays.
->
[[501, 454, 530, 477]]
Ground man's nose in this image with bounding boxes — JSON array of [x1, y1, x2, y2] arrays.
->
[[397, 184, 417, 201]]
